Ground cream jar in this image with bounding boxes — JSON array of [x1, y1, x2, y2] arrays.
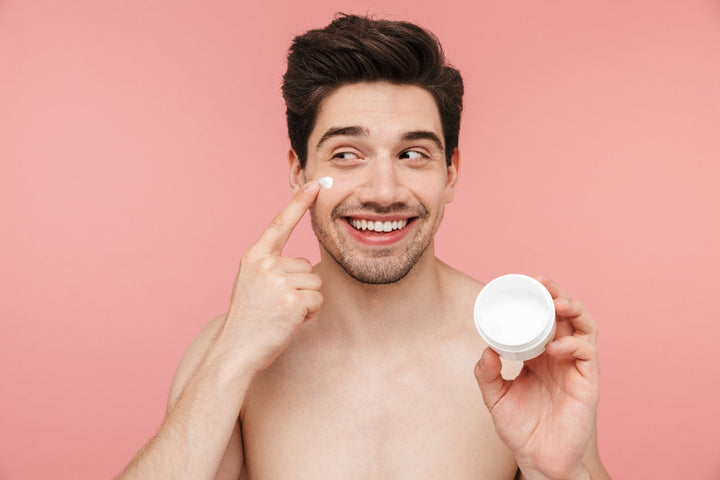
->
[[473, 274, 556, 361]]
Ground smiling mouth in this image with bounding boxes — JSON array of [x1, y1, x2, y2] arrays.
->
[[346, 217, 413, 233]]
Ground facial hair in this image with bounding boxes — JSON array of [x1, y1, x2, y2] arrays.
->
[[310, 201, 443, 285]]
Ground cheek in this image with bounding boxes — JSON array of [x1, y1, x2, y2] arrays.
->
[[313, 188, 349, 220], [412, 175, 449, 206], [319, 176, 359, 204]]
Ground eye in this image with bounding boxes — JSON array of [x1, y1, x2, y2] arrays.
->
[[333, 152, 358, 160], [401, 151, 424, 160], [399, 150, 430, 166], [330, 151, 363, 167]]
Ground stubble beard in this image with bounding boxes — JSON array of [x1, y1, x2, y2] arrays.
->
[[310, 202, 443, 285]]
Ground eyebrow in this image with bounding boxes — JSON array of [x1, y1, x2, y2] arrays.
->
[[315, 125, 444, 152], [402, 130, 444, 152], [316, 126, 370, 150]]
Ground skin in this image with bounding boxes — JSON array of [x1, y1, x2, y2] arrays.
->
[[118, 82, 610, 479]]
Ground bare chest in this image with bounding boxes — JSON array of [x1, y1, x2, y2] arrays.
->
[[240, 346, 517, 479]]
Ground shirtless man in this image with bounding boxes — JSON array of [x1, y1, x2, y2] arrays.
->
[[119, 15, 610, 479]]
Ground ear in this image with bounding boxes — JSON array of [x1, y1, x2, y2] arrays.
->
[[445, 148, 460, 203], [288, 149, 306, 194]]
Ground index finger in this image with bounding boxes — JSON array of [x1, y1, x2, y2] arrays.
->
[[254, 181, 320, 255], [556, 298, 599, 341]]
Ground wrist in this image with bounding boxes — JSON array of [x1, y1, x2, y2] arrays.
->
[[200, 332, 261, 391], [210, 316, 276, 370]]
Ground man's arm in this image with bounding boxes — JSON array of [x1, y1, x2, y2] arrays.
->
[[116, 181, 323, 480], [582, 424, 610, 479], [118, 317, 251, 479], [164, 316, 244, 479], [515, 425, 608, 480]]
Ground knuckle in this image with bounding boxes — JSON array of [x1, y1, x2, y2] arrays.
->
[[269, 212, 285, 230], [589, 319, 599, 335], [280, 291, 300, 309], [307, 292, 324, 312], [312, 290, 324, 304], [289, 194, 306, 209], [271, 275, 288, 289], [243, 249, 267, 268], [240, 250, 255, 265], [257, 256, 277, 272]]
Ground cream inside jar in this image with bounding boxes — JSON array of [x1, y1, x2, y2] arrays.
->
[[473, 274, 556, 361]]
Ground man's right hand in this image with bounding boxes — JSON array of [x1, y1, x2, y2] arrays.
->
[[215, 180, 323, 373], [117, 182, 322, 480]]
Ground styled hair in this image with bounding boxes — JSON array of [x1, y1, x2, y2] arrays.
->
[[282, 14, 464, 167]]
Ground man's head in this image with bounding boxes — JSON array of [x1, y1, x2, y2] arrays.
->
[[284, 15, 464, 285], [282, 14, 464, 168]]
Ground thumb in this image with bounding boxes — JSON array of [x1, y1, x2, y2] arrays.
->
[[474, 347, 509, 413]]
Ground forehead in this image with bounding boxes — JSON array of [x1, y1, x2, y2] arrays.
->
[[310, 82, 443, 144]]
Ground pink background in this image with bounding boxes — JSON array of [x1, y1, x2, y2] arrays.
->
[[2, 1, 719, 478]]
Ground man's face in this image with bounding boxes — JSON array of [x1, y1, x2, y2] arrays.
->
[[292, 81, 458, 284]]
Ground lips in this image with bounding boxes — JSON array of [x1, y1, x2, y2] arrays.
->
[[340, 215, 417, 247]]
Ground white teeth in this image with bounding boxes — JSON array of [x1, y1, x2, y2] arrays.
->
[[349, 218, 409, 232]]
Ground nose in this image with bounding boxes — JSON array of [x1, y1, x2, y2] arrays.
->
[[355, 156, 409, 206]]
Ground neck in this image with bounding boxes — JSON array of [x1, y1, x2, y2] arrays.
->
[[314, 242, 449, 348]]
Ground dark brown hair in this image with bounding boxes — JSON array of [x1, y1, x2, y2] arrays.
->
[[282, 14, 464, 167]]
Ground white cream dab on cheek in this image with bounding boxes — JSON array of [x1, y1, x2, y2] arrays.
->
[[318, 176, 333, 189]]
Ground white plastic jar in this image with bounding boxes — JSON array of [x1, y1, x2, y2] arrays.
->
[[473, 274, 556, 361]]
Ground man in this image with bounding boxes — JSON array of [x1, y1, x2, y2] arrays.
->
[[120, 15, 609, 479]]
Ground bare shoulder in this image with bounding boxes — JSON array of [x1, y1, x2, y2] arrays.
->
[[437, 260, 523, 379], [437, 259, 485, 308], [430, 259, 484, 342], [438, 258, 484, 287], [166, 314, 226, 414]]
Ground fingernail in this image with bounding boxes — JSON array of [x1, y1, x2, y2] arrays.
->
[[303, 181, 319, 193], [557, 298, 570, 304]]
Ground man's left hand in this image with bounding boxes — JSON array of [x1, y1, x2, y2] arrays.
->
[[474, 276, 600, 480]]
